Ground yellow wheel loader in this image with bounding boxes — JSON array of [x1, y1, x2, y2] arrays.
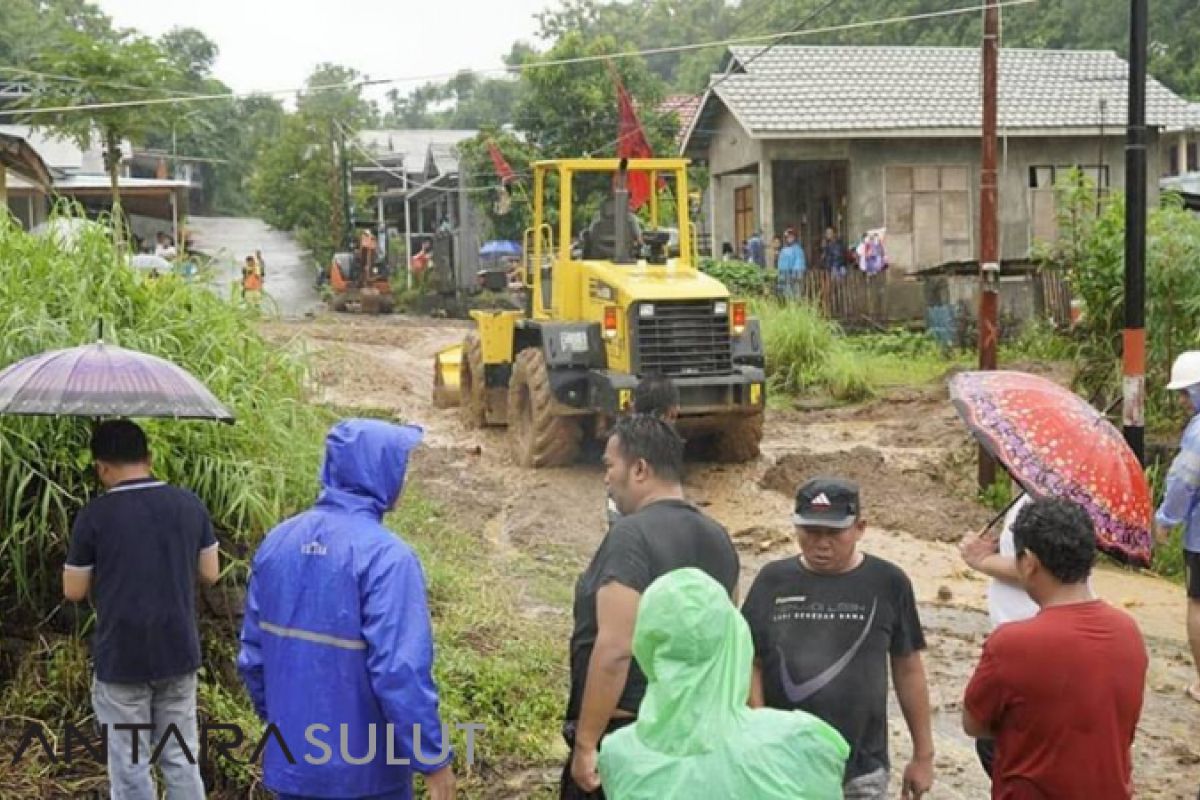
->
[[433, 157, 765, 467]]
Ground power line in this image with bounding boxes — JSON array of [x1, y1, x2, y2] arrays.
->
[[0, 65, 208, 98], [0, 0, 1037, 119]]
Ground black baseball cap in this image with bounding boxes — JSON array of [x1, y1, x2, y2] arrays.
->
[[793, 478, 861, 529]]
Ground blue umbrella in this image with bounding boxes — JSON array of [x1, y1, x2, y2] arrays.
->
[[479, 240, 522, 258]]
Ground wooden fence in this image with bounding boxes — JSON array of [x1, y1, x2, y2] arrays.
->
[[776, 268, 1075, 331], [778, 270, 890, 328], [1037, 270, 1074, 327]]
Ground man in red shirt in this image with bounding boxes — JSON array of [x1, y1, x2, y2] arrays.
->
[[963, 498, 1148, 799]]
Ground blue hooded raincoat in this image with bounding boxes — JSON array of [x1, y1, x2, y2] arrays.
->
[[237, 419, 450, 799]]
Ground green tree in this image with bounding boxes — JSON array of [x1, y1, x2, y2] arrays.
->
[[141, 27, 287, 214], [382, 43, 534, 130], [17, 30, 189, 242], [728, 0, 1200, 98], [515, 32, 676, 158], [456, 129, 541, 241], [248, 64, 374, 264], [535, 0, 739, 91], [0, 0, 113, 65]]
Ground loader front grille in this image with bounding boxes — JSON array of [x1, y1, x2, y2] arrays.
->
[[633, 300, 733, 377]]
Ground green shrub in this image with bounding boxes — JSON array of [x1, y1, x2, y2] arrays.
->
[[1001, 318, 1079, 363], [818, 349, 874, 403], [754, 299, 875, 401], [1037, 173, 1200, 431], [699, 258, 771, 297]]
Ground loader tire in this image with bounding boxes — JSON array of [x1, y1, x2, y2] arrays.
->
[[459, 332, 488, 428], [713, 411, 764, 463], [508, 347, 582, 468]]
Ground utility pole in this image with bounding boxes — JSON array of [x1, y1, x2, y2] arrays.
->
[[1123, 0, 1148, 465], [978, 0, 1000, 490]]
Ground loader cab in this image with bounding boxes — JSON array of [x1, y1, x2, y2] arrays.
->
[[524, 158, 697, 322]]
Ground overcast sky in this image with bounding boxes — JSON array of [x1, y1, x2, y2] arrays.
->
[[96, 0, 554, 103]]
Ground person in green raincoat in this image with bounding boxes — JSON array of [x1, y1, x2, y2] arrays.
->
[[597, 568, 850, 799]]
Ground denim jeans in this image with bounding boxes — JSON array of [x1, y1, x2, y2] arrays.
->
[[92, 671, 206, 800]]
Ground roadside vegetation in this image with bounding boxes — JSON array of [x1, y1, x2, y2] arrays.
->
[[0, 212, 565, 798]]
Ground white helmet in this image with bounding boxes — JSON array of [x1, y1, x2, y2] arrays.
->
[[1168, 351, 1200, 390]]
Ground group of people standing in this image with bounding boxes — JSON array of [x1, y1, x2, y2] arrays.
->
[[724, 227, 884, 301], [61, 362, 1200, 799]]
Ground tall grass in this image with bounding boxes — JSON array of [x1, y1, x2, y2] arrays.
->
[[753, 299, 873, 402], [0, 207, 328, 612], [0, 208, 568, 796]]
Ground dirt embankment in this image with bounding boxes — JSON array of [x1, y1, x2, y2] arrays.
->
[[761, 446, 992, 543]]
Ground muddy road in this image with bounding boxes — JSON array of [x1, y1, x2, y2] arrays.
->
[[263, 315, 1200, 799]]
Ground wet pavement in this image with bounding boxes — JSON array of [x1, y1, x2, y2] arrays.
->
[[187, 216, 323, 318]]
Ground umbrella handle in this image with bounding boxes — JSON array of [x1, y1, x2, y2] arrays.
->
[[981, 491, 1025, 536]]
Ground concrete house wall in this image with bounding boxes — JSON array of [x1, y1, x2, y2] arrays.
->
[[703, 109, 1162, 274]]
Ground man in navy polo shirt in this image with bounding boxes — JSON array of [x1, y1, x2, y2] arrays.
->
[[64, 420, 219, 800]]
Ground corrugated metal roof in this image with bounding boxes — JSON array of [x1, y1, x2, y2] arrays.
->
[[692, 46, 1200, 141], [0, 124, 131, 171], [357, 129, 476, 171], [426, 142, 461, 176]]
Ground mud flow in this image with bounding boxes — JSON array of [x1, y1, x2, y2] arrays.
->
[[270, 316, 1200, 797]]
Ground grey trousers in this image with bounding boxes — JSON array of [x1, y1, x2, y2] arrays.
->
[[91, 671, 206, 800], [843, 768, 889, 800]]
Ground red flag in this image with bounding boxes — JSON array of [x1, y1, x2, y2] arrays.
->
[[614, 75, 654, 211], [486, 139, 516, 185]]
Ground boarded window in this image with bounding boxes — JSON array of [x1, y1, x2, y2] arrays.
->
[[884, 165, 972, 273]]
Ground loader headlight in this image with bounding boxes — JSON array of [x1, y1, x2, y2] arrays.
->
[[714, 301, 728, 316], [639, 303, 655, 318]]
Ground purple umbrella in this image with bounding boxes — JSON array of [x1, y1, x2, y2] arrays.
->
[[0, 342, 234, 423]]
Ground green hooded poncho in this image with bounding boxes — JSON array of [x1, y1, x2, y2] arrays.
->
[[597, 568, 850, 799]]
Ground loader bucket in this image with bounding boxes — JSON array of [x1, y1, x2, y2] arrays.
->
[[432, 344, 463, 408]]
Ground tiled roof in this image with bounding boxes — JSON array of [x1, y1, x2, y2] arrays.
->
[[660, 94, 703, 144], [690, 46, 1200, 142]]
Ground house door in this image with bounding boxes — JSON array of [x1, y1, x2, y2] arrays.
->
[[734, 186, 754, 253]]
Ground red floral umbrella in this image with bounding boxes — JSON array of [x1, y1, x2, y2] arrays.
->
[[949, 370, 1152, 566]]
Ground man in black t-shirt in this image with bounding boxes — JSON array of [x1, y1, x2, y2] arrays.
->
[[741, 478, 934, 800], [564, 415, 739, 799], [63, 421, 219, 800]]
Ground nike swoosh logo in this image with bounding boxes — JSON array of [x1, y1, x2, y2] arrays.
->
[[778, 598, 878, 704]]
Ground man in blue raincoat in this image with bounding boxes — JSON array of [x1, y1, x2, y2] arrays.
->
[[1155, 351, 1200, 705], [238, 419, 456, 799]]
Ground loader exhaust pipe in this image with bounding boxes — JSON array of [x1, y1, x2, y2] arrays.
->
[[614, 158, 632, 264]]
